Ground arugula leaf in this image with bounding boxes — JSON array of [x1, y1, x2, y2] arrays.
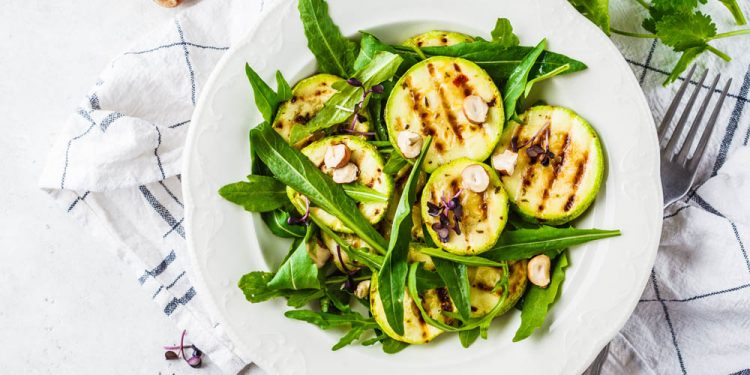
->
[[286, 289, 326, 307], [656, 12, 716, 51], [218, 176, 288, 212], [568, 0, 610, 35], [354, 33, 420, 74], [503, 39, 546, 121], [513, 251, 569, 341], [719, 0, 747, 26], [289, 51, 403, 144], [268, 224, 320, 290], [297, 0, 359, 77], [482, 226, 621, 261], [245, 64, 283, 123], [383, 151, 410, 174], [250, 122, 388, 254], [417, 246, 506, 267], [381, 338, 409, 353], [664, 45, 707, 85], [490, 18, 520, 47], [355, 34, 586, 84], [369, 98, 389, 141], [433, 258, 471, 321], [415, 265, 446, 291], [276, 70, 293, 101], [261, 209, 307, 238], [523, 63, 570, 97], [333, 325, 369, 350], [342, 183, 388, 203], [378, 137, 432, 335], [238, 271, 323, 306], [285, 309, 376, 328], [459, 328, 481, 348], [312, 214, 384, 271]]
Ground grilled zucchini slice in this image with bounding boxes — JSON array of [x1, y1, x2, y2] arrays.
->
[[468, 260, 528, 317], [493, 105, 604, 225], [421, 159, 509, 255], [320, 231, 370, 273], [385, 56, 503, 172], [287, 135, 393, 233], [272, 74, 370, 148], [403, 31, 474, 47], [370, 273, 454, 344]]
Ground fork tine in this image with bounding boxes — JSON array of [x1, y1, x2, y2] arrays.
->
[[674, 73, 721, 165], [664, 69, 709, 155], [658, 65, 697, 140], [687, 78, 732, 171]]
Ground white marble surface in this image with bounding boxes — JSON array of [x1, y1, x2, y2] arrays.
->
[[0, 1, 223, 373]]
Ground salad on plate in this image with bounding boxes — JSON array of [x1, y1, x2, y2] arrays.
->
[[219, 0, 621, 353]]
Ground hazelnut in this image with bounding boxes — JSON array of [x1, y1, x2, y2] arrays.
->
[[527, 255, 551, 288], [397, 131, 423, 158], [154, 0, 182, 7], [462, 95, 489, 124], [332, 163, 359, 184], [354, 280, 371, 299], [461, 164, 490, 193], [308, 242, 331, 269], [491, 150, 519, 176], [324, 143, 351, 169]]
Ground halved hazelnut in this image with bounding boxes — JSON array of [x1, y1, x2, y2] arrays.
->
[[397, 131, 423, 158], [491, 150, 519, 176], [354, 280, 371, 299], [527, 255, 551, 288], [308, 242, 331, 269], [461, 164, 490, 193], [324, 143, 351, 169], [332, 163, 359, 184], [462, 95, 489, 124]]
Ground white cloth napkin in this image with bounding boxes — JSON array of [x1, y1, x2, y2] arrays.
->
[[39, 0, 750, 374]]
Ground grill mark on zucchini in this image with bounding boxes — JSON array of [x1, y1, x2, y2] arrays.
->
[[538, 132, 571, 211], [564, 152, 589, 212], [436, 287, 453, 312], [426, 62, 464, 143]]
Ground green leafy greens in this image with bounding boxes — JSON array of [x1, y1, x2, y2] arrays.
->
[[218, 175, 288, 212], [267, 224, 321, 290], [297, 0, 359, 77], [482, 226, 621, 261], [377, 137, 432, 335], [503, 39, 546, 121], [513, 251, 569, 341]]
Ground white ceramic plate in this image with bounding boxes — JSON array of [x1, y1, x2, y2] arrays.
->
[[183, 0, 663, 373]]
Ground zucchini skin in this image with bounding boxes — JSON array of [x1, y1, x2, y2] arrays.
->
[[403, 30, 474, 48]]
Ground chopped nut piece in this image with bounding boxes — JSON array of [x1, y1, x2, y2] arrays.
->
[[462, 95, 489, 124], [324, 143, 351, 169], [461, 164, 490, 193], [309, 242, 331, 269], [332, 163, 359, 184], [154, 0, 182, 7], [354, 280, 371, 299], [491, 150, 519, 175], [397, 131, 423, 158], [527, 254, 551, 288]]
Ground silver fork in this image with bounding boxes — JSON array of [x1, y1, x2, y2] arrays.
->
[[583, 66, 732, 375], [659, 65, 732, 207]]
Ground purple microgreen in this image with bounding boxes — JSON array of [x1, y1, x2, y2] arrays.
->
[[187, 355, 202, 368], [165, 351, 179, 360], [426, 202, 442, 217], [370, 84, 385, 94], [431, 222, 451, 243], [526, 145, 544, 158], [287, 197, 310, 225], [346, 78, 363, 87], [340, 128, 376, 136], [336, 245, 351, 274], [356, 114, 368, 123], [511, 136, 519, 152]]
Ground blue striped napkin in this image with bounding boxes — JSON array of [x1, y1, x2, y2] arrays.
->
[[39, 0, 750, 373]]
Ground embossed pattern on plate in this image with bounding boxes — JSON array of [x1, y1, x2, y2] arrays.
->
[[183, 0, 663, 374]]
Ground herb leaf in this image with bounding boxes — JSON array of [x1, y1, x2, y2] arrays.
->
[[261, 209, 307, 238], [433, 258, 471, 321], [268, 224, 321, 290], [381, 338, 409, 353], [656, 12, 716, 51], [568, 0, 610, 35], [378, 137, 432, 335], [664, 45, 707, 85], [342, 183, 389, 203], [297, 0, 359, 77], [250, 122, 387, 253], [285, 309, 376, 329], [513, 251, 569, 341], [383, 151, 410, 174], [218, 176, 288, 212], [238, 271, 322, 306], [523, 63, 570, 97], [418, 246, 506, 267], [289, 51, 403, 144], [490, 18, 520, 47], [276, 70, 293, 102], [459, 328, 481, 348], [503, 39, 546, 121], [245, 64, 282, 123], [719, 0, 747, 26], [482, 226, 620, 261]]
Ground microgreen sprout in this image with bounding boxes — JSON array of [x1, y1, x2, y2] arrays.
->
[[344, 80, 386, 133], [287, 197, 311, 225], [427, 189, 464, 242], [512, 121, 555, 166], [163, 330, 202, 368]]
